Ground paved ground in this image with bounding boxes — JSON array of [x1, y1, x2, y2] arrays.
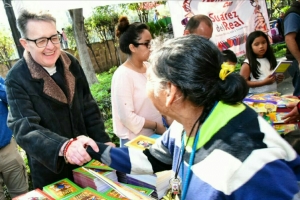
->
[[275, 57, 294, 95], [278, 75, 294, 95]]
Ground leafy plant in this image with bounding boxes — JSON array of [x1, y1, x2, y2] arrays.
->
[[0, 29, 15, 70], [90, 66, 119, 145]]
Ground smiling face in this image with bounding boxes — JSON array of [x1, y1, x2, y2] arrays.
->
[[20, 20, 61, 68], [251, 36, 267, 58]]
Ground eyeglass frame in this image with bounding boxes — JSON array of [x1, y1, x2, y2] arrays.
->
[[133, 42, 151, 49], [25, 34, 62, 48]]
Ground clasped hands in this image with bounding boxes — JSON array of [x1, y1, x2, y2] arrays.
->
[[61, 135, 115, 166]]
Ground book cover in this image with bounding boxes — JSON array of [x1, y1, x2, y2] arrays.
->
[[73, 167, 111, 179], [13, 188, 54, 200], [43, 178, 82, 199], [124, 135, 156, 150], [84, 159, 113, 171], [268, 112, 288, 124], [65, 187, 115, 200], [272, 61, 292, 74], [273, 124, 298, 134]]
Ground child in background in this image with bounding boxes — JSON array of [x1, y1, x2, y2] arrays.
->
[[222, 49, 237, 65], [240, 31, 284, 94]]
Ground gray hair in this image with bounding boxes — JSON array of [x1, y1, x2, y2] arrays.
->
[[148, 35, 248, 106], [17, 10, 56, 38]]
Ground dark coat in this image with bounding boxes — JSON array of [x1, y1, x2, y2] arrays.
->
[[5, 51, 111, 189]]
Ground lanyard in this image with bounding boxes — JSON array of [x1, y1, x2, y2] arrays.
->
[[180, 130, 200, 200]]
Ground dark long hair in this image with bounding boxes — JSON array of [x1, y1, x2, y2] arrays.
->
[[245, 31, 277, 79], [150, 35, 248, 106]]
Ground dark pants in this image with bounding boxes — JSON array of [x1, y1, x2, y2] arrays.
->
[[288, 60, 300, 96]]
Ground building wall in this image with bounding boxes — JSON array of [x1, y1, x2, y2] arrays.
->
[[0, 40, 127, 78]]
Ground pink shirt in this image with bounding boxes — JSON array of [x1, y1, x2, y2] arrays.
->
[[111, 64, 162, 140]]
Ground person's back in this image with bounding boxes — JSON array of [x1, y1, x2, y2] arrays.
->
[[240, 31, 284, 94]]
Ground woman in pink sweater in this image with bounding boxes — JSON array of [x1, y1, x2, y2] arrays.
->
[[112, 16, 167, 147]]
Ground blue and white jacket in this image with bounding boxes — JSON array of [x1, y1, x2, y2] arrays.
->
[[89, 101, 300, 199]]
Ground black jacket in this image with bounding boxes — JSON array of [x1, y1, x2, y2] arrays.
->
[[5, 51, 111, 188]]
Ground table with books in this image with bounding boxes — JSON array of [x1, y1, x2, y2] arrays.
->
[[243, 92, 300, 135], [13, 135, 171, 200]]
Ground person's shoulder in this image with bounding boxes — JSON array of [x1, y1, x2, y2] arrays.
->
[[285, 12, 300, 21], [6, 58, 27, 80], [243, 58, 249, 64]]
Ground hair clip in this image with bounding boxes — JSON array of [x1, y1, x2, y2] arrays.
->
[[219, 62, 235, 80]]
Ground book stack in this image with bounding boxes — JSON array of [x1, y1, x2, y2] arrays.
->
[[64, 187, 114, 200], [43, 178, 82, 199], [126, 170, 172, 199], [73, 160, 118, 192], [243, 92, 300, 109], [13, 188, 54, 200]]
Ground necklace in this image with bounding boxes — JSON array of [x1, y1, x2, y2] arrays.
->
[[165, 102, 217, 200], [127, 59, 147, 80]]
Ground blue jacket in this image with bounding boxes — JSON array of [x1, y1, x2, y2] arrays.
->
[[0, 77, 12, 148]]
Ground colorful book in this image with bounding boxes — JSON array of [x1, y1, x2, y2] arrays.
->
[[273, 124, 298, 134], [43, 178, 82, 199], [72, 167, 118, 192], [82, 167, 153, 200], [124, 135, 156, 150], [268, 112, 288, 124], [12, 188, 54, 200], [84, 159, 113, 171], [272, 60, 292, 74], [64, 187, 114, 200]]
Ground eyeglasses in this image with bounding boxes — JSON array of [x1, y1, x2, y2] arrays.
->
[[134, 42, 151, 49], [26, 34, 62, 48]]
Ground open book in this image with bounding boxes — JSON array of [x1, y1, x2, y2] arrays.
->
[[82, 167, 154, 200]]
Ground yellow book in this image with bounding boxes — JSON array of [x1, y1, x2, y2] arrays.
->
[[124, 135, 156, 150]]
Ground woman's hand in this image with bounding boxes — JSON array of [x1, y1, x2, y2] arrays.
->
[[263, 74, 276, 85], [156, 123, 167, 134], [275, 73, 284, 83]]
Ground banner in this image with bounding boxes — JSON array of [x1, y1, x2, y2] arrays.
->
[[168, 0, 272, 57]]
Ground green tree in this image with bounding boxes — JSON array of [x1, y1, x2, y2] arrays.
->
[[0, 29, 15, 70], [86, 5, 120, 67], [127, 1, 166, 23]]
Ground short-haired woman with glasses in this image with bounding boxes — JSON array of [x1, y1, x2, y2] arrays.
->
[[112, 16, 168, 147]]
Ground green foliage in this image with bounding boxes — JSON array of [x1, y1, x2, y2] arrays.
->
[[64, 26, 76, 50], [0, 29, 15, 69], [90, 66, 119, 145], [147, 17, 172, 38]]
